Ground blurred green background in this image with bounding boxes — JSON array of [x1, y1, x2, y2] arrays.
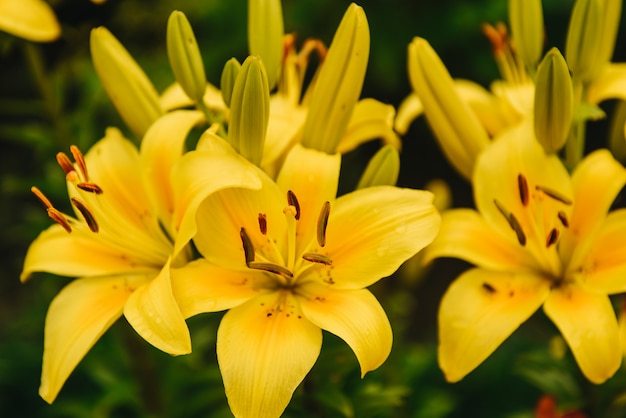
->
[[2, 0, 626, 417]]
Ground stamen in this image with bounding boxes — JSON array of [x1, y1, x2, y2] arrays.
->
[[286, 190, 301, 220], [546, 228, 559, 248], [482, 282, 496, 293], [535, 185, 572, 205], [47, 207, 72, 233], [56, 152, 75, 175], [70, 197, 99, 232], [258, 213, 267, 235], [317, 201, 330, 247], [494, 199, 526, 246], [77, 182, 103, 194], [240, 227, 255, 264], [248, 262, 294, 278], [70, 145, 89, 181], [302, 253, 332, 265], [557, 211, 569, 228], [517, 174, 529, 207], [31, 186, 53, 209]]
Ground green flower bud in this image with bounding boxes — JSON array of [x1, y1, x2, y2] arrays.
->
[[228, 56, 270, 166], [356, 145, 400, 189], [597, 0, 622, 66], [248, 0, 284, 90], [221, 58, 241, 108], [534, 48, 574, 153], [565, 0, 603, 83], [90, 27, 163, 139], [167, 11, 207, 104], [508, 0, 544, 71]]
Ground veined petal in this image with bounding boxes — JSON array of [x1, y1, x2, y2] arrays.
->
[[423, 209, 535, 272], [321, 186, 439, 289], [21, 225, 158, 282], [336, 98, 402, 154], [587, 64, 626, 104], [140, 110, 204, 233], [299, 284, 392, 376], [171, 259, 268, 318], [276, 144, 341, 251], [124, 259, 190, 355], [39, 274, 150, 404], [0, 0, 60, 42], [217, 291, 322, 418], [438, 269, 549, 382], [544, 285, 621, 384]]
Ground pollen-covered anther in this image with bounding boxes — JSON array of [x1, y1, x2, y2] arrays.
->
[[494, 199, 526, 246], [47, 207, 72, 233], [286, 190, 301, 220], [517, 173, 529, 207], [557, 211, 569, 228], [240, 227, 256, 264], [77, 182, 103, 194], [56, 152, 75, 175], [70, 197, 99, 233], [302, 252, 332, 265], [70, 145, 89, 181], [317, 201, 330, 247], [247, 262, 294, 278], [535, 185, 572, 205], [258, 213, 267, 235], [546, 228, 559, 248]]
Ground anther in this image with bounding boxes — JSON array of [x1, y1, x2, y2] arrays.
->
[[494, 199, 526, 246], [31, 186, 53, 209], [47, 207, 72, 233], [70, 145, 89, 181], [258, 213, 267, 235], [56, 152, 75, 175], [302, 253, 332, 265], [286, 190, 301, 220], [70, 197, 99, 233], [546, 228, 559, 248], [248, 262, 294, 278], [316, 201, 330, 247], [77, 182, 103, 194], [482, 282, 496, 293], [535, 185, 572, 205], [240, 227, 255, 264], [557, 211, 569, 228], [517, 174, 529, 207]]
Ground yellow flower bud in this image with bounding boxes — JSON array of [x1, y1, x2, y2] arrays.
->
[[90, 27, 163, 139], [228, 56, 270, 166], [597, 0, 622, 66], [356, 145, 400, 189], [301, 3, 369, 154], [565, 0, 603, 83], [407, 37, 490, 180], [534, 48, 573, 153], [220, 58, 241, 108], [248, 0, 284, 90], [167, 11, 207, 104], [508, 0, 544, 71]]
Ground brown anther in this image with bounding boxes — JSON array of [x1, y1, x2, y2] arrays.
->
[[494, 199, 526, 246], [70, 197, 99, 232], [31, 186, 53, 209], [70, 145, 89, 181], [248, 262, 294, 278], [517, 173, 529, 207], [258, 213, 267, 235], [546, 228, 559, 248], [240, 227, 255, 264], [56, 152, 75, 175], [302, 252, 332, 265], [77, 182, 103, 194], [557, 211, 569, 228], [316, 201, 330, 247], [535, 185, 572, 205], [47, 207, 72, 233], [286, 190, 301, 220], [482, 282, 496, 293]]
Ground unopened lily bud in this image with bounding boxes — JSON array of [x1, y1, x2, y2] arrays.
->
[[534, 48, 573, 153], [597, 0, 622, 66], [228, 56, 270, 166], [221, 58, 241, 108], [248, 0, 284, 90], [301, 3, 369, 154], [90, 27, 163, 139], [356, 145, 400, 189], [508, 0, 544, 71], [565, 0, 603, 83], [407, 37, 490, 180], [167, 11, 207, 104]]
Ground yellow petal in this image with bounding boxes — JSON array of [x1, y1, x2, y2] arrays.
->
[[394, 93, 423, 135], [321, 186, 440, 289], [438, 268, 549, 382], [217, 291, 322, 418], [124, 260, 190, 355], [39, 274, 150, 403], [423, 208, 535, 272], [544, 285, 621, 383], [160, 81, 226, 113], [336, 98, 402, 154], [171, 259, 266, 318], [299, 285, 391, 376], [0, 0, 60, 42], [588, 64, 626, 104]]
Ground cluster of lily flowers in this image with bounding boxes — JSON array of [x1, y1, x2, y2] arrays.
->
[[7, 0, 626, 416]]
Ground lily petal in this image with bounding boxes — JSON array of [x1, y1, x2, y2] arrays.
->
[[544, 285, 621, 384], [588, 63, 626, 104], [322, 186, 440, 289], [0, 0, 60, 42], [39, 274, 150, 404], [299, 284, 392, 376], [124, 260, 191, 355], [217, 291, 322, 418], [438, 268, 549, 382], [159, 81, 226, 113], [394, 93, 423, 135]]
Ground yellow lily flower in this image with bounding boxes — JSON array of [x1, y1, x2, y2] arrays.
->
[[21, 112, 262, 403], [171, 136, 440, 418], [0, 0, 60, 42], [424, 124, 626, 384]]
